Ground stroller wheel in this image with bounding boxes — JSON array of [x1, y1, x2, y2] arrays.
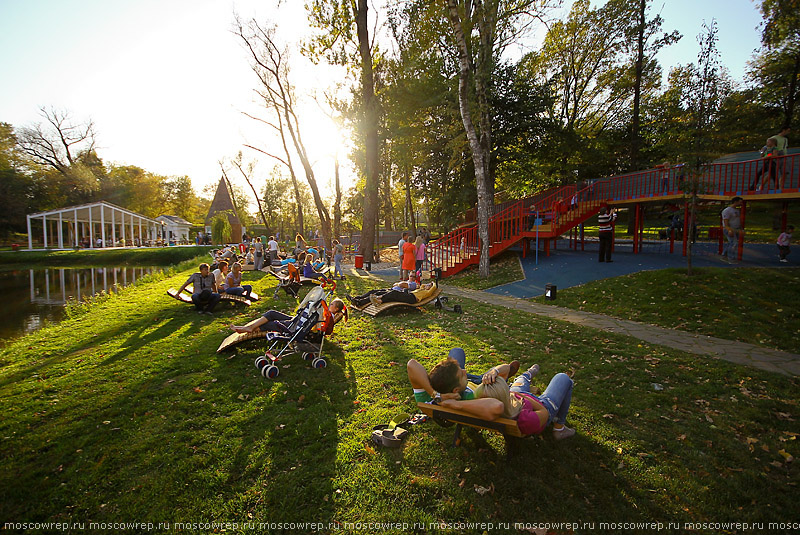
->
[[262, 364, 280, 379], [312, 357, 327, 369], [302, 352, 316, 361], [255, 356, 268, 370]]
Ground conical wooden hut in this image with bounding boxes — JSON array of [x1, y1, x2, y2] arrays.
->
[[205, 178, 242, 244]]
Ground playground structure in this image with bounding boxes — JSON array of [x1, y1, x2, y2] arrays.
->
[[428, 152, 800, 277]]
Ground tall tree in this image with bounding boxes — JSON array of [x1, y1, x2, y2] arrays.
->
[[16, 107, 99, 196], [687, 20, 731, 168], [754, 0, 800, 128], [305, 0, 381, 260], [236, 17, 333, 250], [444, 0, 552, 276], [624, 0, 680, 170]]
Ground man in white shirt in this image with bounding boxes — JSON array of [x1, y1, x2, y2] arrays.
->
[[721, 196, 744, 263], [268, 235, 279, 264]]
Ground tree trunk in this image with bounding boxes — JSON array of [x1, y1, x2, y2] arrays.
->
[[233, 161, 270, 234], [630, 0, 646, 170], [282, 105, 333, 253], [446, 0, 492, 277], [334, 155, 342, 240], [272, 103, 305, 237], [355, 0, 380, 261]]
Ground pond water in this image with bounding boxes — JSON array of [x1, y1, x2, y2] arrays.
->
[[0, 266, 162, 344]]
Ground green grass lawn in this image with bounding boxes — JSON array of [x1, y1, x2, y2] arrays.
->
[[443, 250, 524, 290], [531, 267, 800, 354], [1, 266, 798, 533]]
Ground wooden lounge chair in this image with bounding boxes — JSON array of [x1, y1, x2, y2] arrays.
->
[[168, 287, 251, 307], [417, 401, 525, 458], [183, 285, 254, 304], [350, 286, 442, 317], [217, 329, 322, 353]]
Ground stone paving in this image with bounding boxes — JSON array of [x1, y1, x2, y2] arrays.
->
[[362, 264, 800, 377]]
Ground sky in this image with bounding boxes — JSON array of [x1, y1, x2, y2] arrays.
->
[[0, 0, 765, 201]]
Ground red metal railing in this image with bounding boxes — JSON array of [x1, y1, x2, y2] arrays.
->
[[431, 153, 799, 275]]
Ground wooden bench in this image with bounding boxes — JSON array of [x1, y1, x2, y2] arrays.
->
[[417, 401, 526, 458]]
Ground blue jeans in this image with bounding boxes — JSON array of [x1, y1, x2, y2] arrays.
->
[[334, 254, 343, 277], [723, 230, 738, 261], [449, 347, 489, 385], [225, 285, 252, 298], [511, 372, 573, 426]]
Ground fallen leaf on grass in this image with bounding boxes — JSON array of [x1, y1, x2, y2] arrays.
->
[[193, 387, 204, 393], [778, 450, 794, 463], [677, 434, 687, 441]]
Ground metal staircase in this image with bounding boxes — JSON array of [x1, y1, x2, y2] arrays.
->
[[426, 152, 800, 278]]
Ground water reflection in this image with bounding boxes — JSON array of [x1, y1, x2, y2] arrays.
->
[[1, 266, 161, 344]]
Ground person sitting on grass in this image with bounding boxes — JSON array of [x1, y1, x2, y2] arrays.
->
[[471, 365, 576, 440], [407, 348, 520, 420], [176, 263, 221, 314], [229, 298, 346, 334], [345, 279, 428, 308], [222, 262, 253, 299]]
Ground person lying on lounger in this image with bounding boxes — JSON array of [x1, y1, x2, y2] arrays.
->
[[350, 282, 436, 307], [229, 298, 346, 334], [463, 366, 576, 440], [407, 347, 519, 420], [345, 278, 419, 307]]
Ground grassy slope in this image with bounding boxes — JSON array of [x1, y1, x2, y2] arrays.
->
[[0, 267, 797, 533], [531, 267, 800, 354]]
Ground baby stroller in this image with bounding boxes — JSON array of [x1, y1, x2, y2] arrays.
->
[[255, 285, 339, 379]]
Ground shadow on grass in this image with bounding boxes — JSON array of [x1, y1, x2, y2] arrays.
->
[[0, 298, 357, 525]]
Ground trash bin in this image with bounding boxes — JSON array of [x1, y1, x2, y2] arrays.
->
[[354, 254, 364, 269], [545, 283, 557, 300]]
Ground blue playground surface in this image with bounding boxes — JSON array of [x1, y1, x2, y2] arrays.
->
[[370, 239, 793, 300], [488, 239, 793, 299]]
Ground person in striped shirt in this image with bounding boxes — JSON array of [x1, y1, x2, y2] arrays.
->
[[598, 207, 618, 262]]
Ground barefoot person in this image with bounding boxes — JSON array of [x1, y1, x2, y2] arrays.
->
[[230, 298, 345, 334]]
